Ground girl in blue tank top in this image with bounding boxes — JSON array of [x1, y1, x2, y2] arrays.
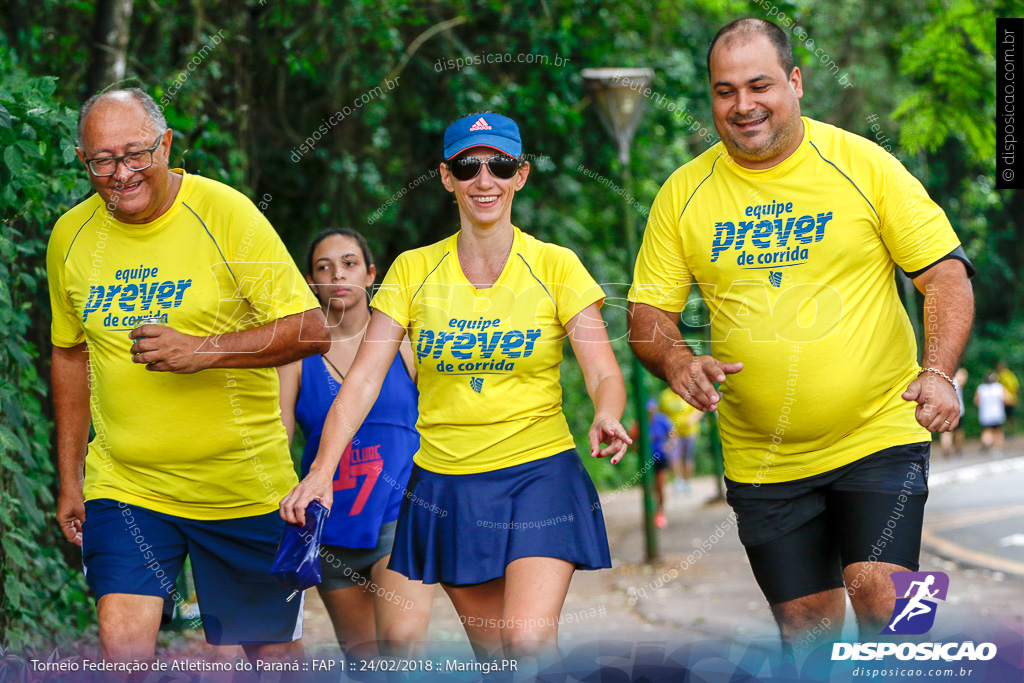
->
[[278, 228, 434, 656]]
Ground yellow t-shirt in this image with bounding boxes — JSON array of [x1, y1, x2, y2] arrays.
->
[[998, 369, 1019, 406], [659, 387, 699, 438], [629, 118, 962, 484], [47, 170, 315, 518], [370, 226, 604, 474]]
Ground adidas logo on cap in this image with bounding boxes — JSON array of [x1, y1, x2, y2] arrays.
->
[[442, 113, 522, 160]]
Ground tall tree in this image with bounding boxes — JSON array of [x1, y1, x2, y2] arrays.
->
[[86, 0, 134, 94]]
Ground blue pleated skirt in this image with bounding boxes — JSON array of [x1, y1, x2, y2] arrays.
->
[[387, 449, 611, 585]]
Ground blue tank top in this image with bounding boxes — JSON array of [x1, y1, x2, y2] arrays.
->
[[295, 352, 418, 548]]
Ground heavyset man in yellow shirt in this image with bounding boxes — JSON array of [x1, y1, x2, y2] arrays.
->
[[627, 19, 974, 651], [47, 90, 329, 665]]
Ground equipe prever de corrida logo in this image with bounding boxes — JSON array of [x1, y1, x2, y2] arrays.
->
[[832, 571, 998, 663]]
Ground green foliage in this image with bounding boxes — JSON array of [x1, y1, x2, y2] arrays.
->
[[892, 0, 995, 162], [0, 51, 93, 648]]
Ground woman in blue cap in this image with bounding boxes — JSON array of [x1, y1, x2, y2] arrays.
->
[[280, 112, 629, 663]]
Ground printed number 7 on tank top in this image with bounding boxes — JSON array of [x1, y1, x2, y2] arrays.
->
[[334, 442, 382, 516]]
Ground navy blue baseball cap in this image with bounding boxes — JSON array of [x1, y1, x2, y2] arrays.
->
[[443, 113, 523, 160]]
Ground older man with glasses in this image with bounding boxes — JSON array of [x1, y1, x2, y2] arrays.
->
[[46, 88, 330, 667]]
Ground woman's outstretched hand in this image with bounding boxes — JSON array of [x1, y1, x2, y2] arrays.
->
[[589, 415, 633, 465]]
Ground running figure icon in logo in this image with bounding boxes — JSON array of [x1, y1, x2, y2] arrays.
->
[[882, 571, 950, 635]]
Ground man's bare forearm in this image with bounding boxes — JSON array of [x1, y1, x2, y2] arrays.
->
[[627, 302, 695, 382], [916, 261, 974, 376], [52, 343, 91, 492], [198, 308, 331, 369]]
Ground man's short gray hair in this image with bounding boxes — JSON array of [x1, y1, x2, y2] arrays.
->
[[77, 88, 168, 148]]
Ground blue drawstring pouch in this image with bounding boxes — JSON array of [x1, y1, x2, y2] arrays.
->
[[271, 500, 329, 601]]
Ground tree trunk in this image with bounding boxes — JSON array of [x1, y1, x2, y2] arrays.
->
[[86, 0, 135, 94], [0, 461, 7, 647]]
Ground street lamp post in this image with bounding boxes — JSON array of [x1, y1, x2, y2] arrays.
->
[[581, 67, 658, 562]]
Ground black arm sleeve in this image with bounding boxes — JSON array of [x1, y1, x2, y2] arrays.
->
[[903, 245, 975, 279]]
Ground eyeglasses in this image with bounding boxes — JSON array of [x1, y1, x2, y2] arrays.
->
[[83, 135, 164, 177], [446, 154, 521, 181]]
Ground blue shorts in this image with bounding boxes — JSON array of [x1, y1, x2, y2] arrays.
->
[[388, 449, 611, 586], [81, 499, 302, 646]]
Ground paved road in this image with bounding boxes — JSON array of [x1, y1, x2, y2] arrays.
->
[[291, 448, 1024, 654], [925, 456, 1024, 577], [600, 446, 1024, 646], [186, 443, 1024, 664]]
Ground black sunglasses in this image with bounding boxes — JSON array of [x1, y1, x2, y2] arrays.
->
[[447, 154, 522, 181]]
